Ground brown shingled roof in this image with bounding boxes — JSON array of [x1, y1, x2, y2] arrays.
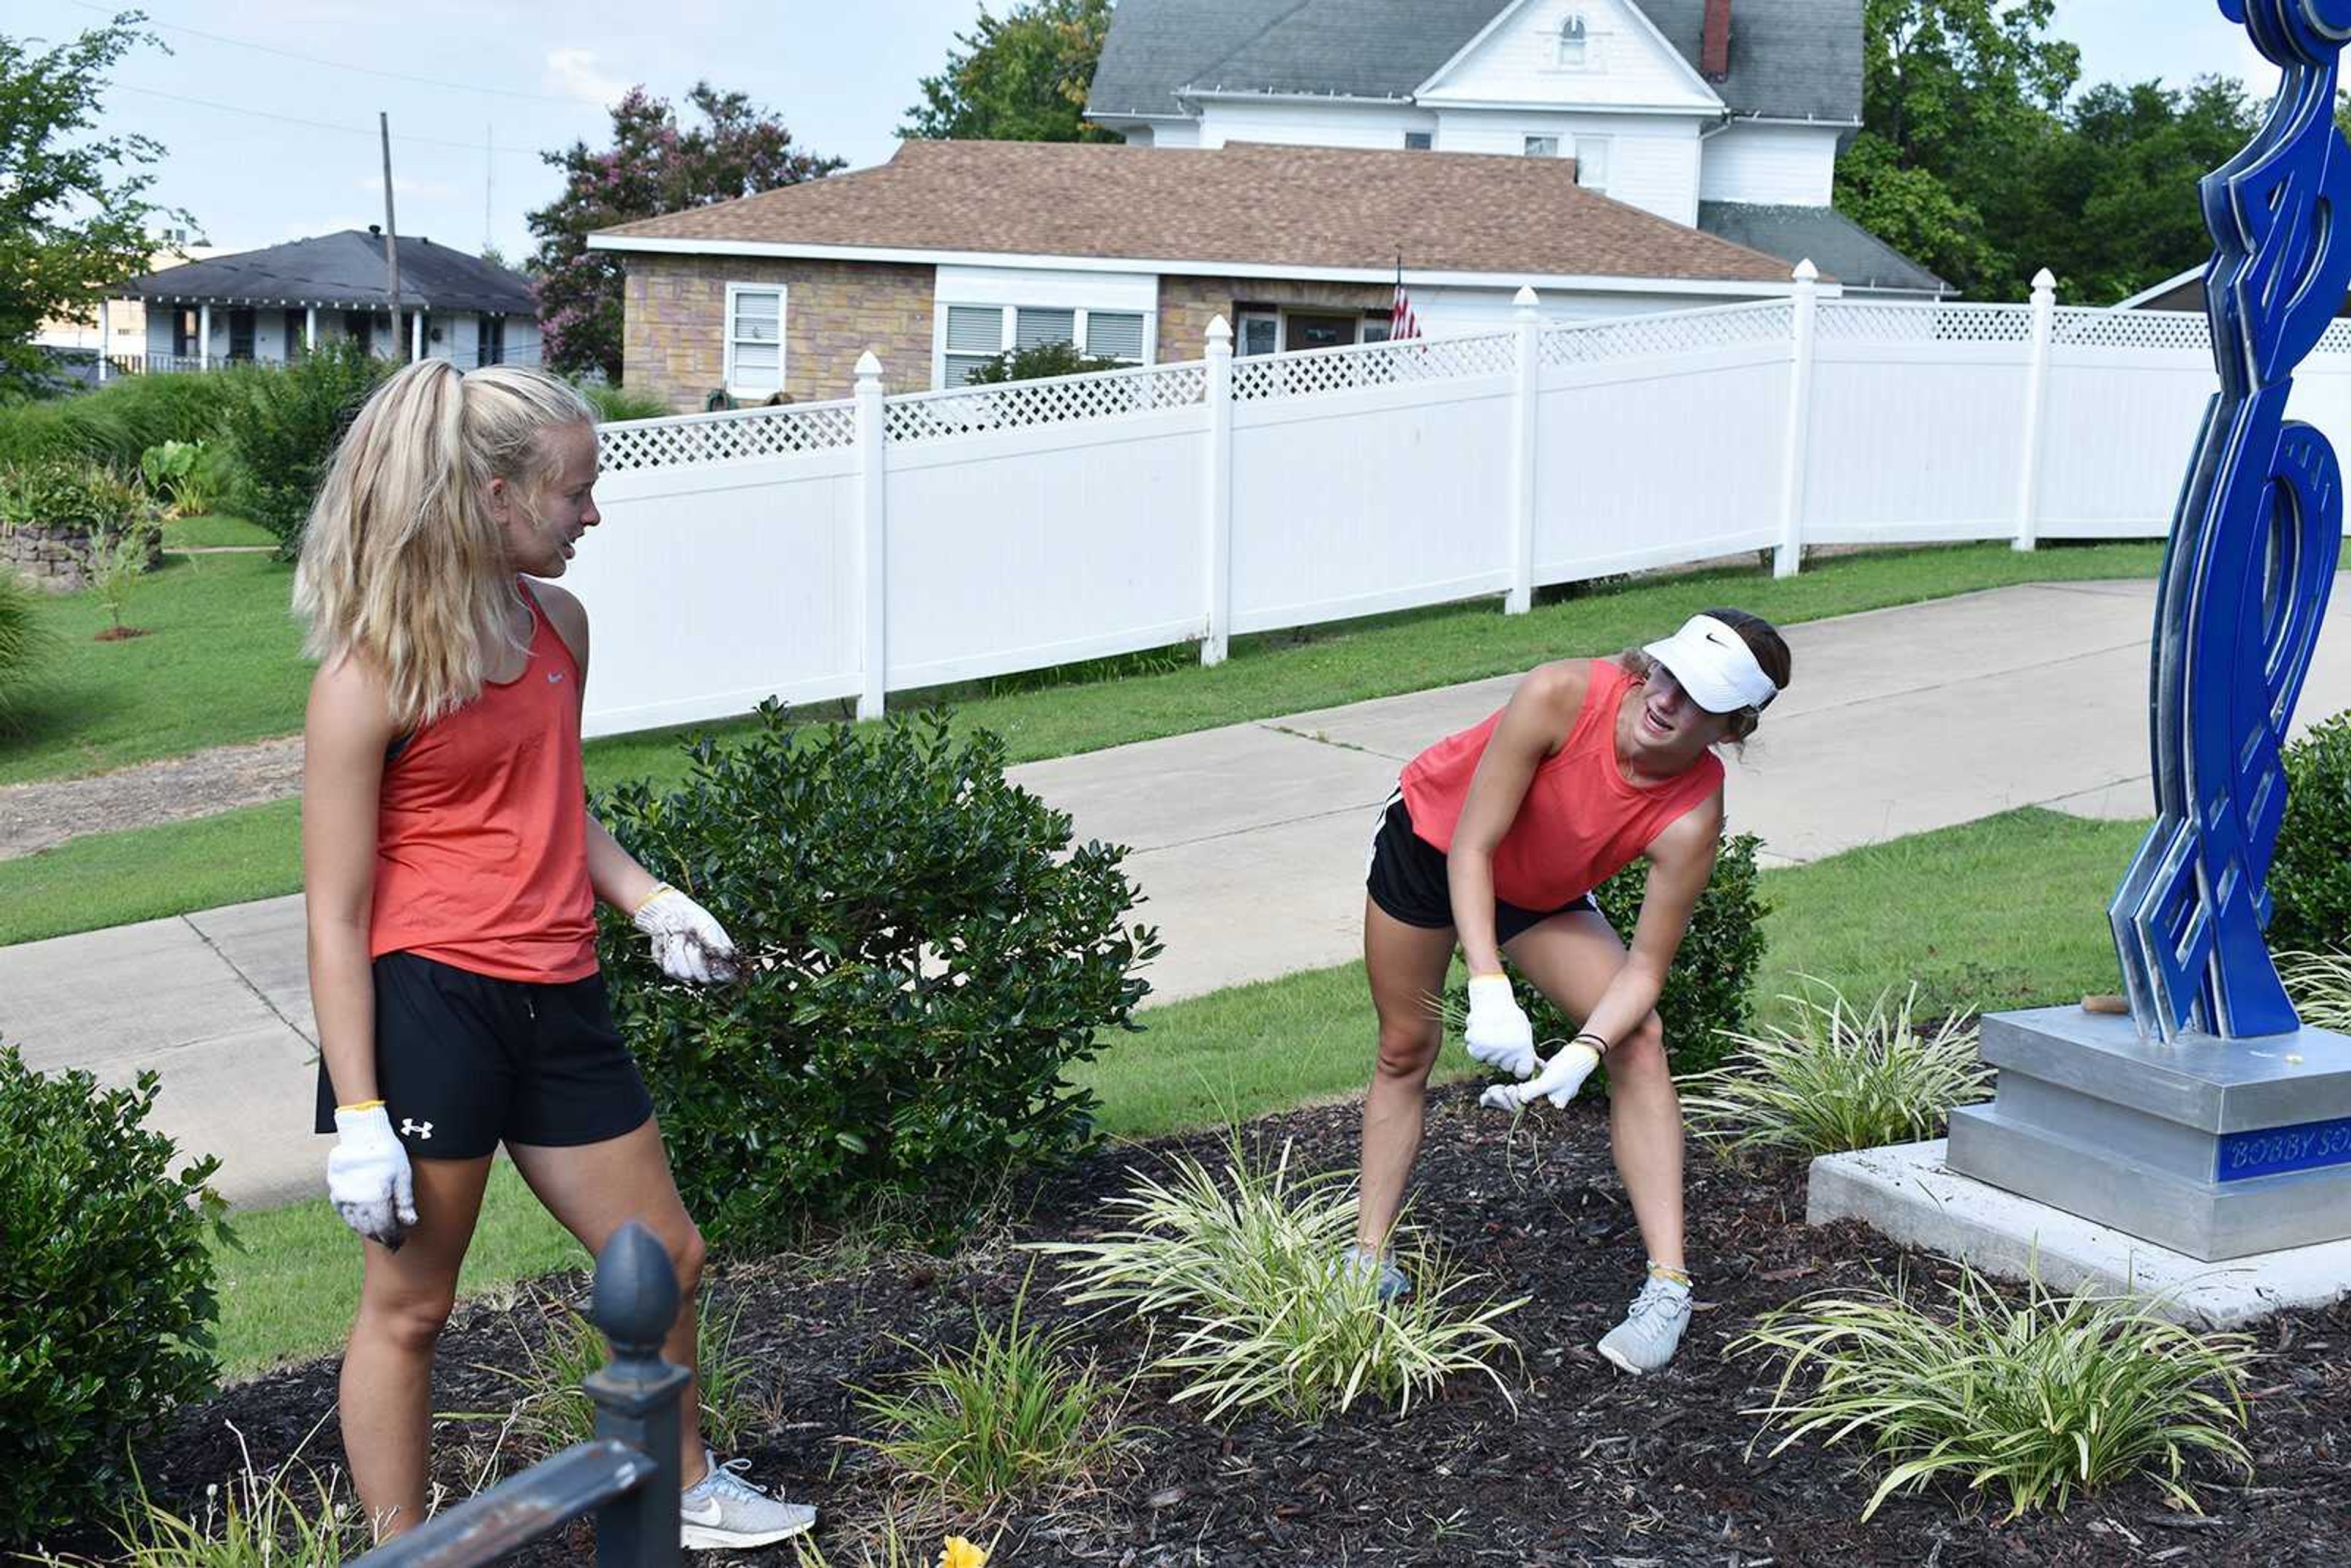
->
[[595, 140, 1798, 287]]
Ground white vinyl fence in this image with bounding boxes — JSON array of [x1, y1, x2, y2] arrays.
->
[[571, 267, 2351, 740]]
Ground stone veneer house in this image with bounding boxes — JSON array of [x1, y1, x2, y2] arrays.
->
[[592, 138, 1820, 413]]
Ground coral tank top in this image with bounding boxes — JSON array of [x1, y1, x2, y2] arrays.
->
[[1399, 659, 1723, 909], [367, 584, 598, 983]]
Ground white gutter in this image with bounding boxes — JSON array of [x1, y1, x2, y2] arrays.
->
[[584, 233, 1817, 297]]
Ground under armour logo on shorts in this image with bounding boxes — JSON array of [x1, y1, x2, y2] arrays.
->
[[400, 1119, 435, 1140]]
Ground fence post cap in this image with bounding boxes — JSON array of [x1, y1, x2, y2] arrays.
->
[[854, 349, 884, 380], [1791, 258, 1820, 283], [591, 1221, 680, 1357], [1205, 314, 1233, 347], [1513, 285, 1540, 309], [2032, 267, 2058, 293]]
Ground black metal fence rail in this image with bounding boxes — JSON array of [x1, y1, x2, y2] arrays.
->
[[353, 1221, 688, 1568]]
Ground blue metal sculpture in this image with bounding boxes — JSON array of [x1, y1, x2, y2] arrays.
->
[[2111, 0, 2351, 1042]]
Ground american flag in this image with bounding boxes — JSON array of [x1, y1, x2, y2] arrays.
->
[[1390, 255, 1421, 341]]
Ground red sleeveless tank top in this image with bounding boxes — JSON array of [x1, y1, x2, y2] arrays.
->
[[1399, 659, 1723, 909], [367, 585, 598, 983]]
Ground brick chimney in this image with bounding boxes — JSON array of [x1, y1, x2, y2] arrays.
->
[[1701, 0, 1733, 80]]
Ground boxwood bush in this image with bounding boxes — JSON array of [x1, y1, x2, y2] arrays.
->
[[595, 707, 1161, 1251], [1445, 830, 1769, 1089], [2271, 710, 2351, 958], [0, 1043, 227, 1547]]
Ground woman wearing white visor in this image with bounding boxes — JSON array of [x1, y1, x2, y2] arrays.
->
[[1350, 609, 1789, 1373]]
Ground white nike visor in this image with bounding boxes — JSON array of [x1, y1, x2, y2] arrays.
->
[[1641, 614, 1779, 715]]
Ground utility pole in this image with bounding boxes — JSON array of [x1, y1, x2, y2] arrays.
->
[[484, 123, 495, 257], [380, 111, 403, 362]]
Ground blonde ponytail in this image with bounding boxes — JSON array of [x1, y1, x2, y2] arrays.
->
[[294, 361, 596, 730]]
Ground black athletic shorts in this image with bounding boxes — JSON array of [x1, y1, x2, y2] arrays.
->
[[1365, 793, 1599, 945], [313, 951, 654, 1160]]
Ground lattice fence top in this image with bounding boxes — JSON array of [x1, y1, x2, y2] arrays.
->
[[1813, 300, 2037, 344], [600, 400, 858, 471], [2053, 308, 2211, 351], [885, 359, 1208, 445], [1539, 301, 1793, 368], [1229, 329, 1517, 402], [2318, 320, 2351, 357]]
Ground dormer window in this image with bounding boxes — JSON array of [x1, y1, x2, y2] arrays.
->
[[1557, 12, 1591, 69]]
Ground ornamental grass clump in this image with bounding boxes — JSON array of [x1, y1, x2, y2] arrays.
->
[[855, 1285, 1136, 1512], [28, 1422, 369, 1568], [1037, 1136, 1524, 1422], [1733, 1266, 2255, 1521], [2276, 948, 2351, 1031], [1679, 980, 1992, 1157]]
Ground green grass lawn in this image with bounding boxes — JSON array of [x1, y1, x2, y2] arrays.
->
[[161, 514, 278, 550], [208, 806, 2140, 1379], [0, 542, 2159, 948]]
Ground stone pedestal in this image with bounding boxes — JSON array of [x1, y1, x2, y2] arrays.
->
[[1945, 1005, 2351, 1261]]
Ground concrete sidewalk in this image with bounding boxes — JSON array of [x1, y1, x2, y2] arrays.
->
[[7, 577, 2350, 1210]]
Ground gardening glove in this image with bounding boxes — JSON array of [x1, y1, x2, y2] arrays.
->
[[327, 1105, 416, 1250], [632, 883, 741, 984], [1463, 973, 1538, 1079], [1481, 1039, 1602, 1112]]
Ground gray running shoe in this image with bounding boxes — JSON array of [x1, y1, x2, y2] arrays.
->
[[1339, 1243, 1412, 1303], [679, 1452, 816, 1551], [1597, 1275, 1692, 1375]]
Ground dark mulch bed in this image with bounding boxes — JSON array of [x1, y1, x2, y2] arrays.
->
[[79, 1088, 2351, 1566]]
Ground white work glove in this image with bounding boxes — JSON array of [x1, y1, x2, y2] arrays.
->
[[1463, 973, 1538, 1079], [1481, 1039, 1603, 1112], [631, 883, 741, 984], [328, 1105, 417, 1250]]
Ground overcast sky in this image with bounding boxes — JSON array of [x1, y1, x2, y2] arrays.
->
[[7, 0, 2279, 261]]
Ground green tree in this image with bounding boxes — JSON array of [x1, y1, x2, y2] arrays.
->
[[902, 0, 1117, 143], [1837, 0, 2079, 298], [528, 84, 842, 381], [0, 12, 186, 400]]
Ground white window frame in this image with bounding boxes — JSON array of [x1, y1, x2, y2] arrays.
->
[[1556, 12, 1592, 70], [1235, 310, 1282, 358], [1573, 135, 1612, 195], [1524, 133, 1562, 159], [932, 302, 1155, 388], [1403, 130, 1433, 151], [722, 282, 786, 400]]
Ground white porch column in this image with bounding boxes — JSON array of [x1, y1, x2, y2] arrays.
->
[[853, 351, 890, 719], [97, 298, 111, 383], [1774, 260, 1820, 579], [304, 306, 317, 353], [1201, 315, 1235, 667], [1505, 286, 1541, 615], [2014, 268, 2058, 553], [198, 302, 212, 370], [411, 309, 424, 362]]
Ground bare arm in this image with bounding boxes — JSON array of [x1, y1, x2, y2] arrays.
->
[[1448, 662, 1589, 975], [533, 578, 662, 914], [1579, 793, 1723, 1051], [302, 658, 398, 1106]]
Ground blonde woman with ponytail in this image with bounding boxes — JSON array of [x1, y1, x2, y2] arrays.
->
[[299, 361, 814, 1550]]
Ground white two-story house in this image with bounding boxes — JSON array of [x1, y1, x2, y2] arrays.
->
[[1086, 0, 1939, 300]]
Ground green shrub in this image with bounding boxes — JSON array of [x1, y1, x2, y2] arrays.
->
[[1735, 1265, 2255, 1521], [964, 341, 1122, 384], [1680, 981, 1992, 1157], [216, 342, 393, 554], [0, 1043, 228, 1545], [576, 381, 672, 422], [0, 373, 252, 471], [594, 706, 1161, 1251], [1442, 829, 1769, 1091], [0, 572, 58, 732], [140, 440, 244, 519], [1038, 1136, 1524, 1422], [0, 457, 151, 539], [2271, 711, 2351, 956]]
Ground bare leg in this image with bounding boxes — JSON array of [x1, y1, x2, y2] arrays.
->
[[340, 1155, 495, 1539], [1356, 898, 1461, 1253], [1502, 912, 1685, 1273], [507, 1120, 710, 1487]]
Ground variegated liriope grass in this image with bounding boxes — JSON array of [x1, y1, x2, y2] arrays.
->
[[2277, 948, 2351, 1031], [1733, 1266, 2255, 1521], [1034, 1135, 1524, 1423], [1679, 980, 1992, 1157]]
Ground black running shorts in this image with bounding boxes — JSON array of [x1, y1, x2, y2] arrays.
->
[[313, 951, 654, 1160], [1365, 793, 1599, 944]]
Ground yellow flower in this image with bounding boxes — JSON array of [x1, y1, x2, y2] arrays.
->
[[939, 1538, 988, 1568]]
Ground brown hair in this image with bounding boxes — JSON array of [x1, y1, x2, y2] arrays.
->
[[1621, 606, 1792, 746]]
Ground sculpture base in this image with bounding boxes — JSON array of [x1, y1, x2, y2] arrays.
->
[[1944, 1006, 2351, 1261]]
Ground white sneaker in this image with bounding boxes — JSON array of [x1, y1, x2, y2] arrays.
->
[[1597, 1274, 1692, 1375], [679, 1451, 816, 1551]]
